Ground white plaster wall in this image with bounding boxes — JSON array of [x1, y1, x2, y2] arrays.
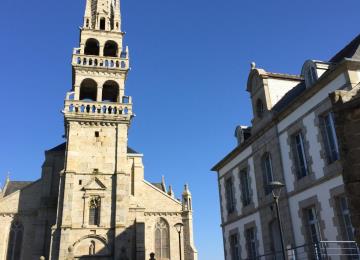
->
[[219, 146, 252, 178], [317, 68, 327, 78], [232, 167, 242, 215], [303, 112, 325, 179], [219, 178, 227, 223], [288, 176, 344, 247], [267, 78, 299, 108], [219, 156, 258, 219], [220, 167, 242, 222], [248, 157, 259, 208], [278, 73, 346, 132], [223, 212, 264, 260], [279, 131, 295, 192]]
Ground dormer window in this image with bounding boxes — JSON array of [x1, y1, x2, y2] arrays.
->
[[302, 60, 318, 87], [235, 126, 251, 146], [310, 67, 317, 83], [256, 99, 265, 118]]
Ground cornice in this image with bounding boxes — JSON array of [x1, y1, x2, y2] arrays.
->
[[144, 212, 182, 217]]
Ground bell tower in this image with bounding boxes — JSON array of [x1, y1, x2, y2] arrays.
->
[[50, 0, 133, 259]]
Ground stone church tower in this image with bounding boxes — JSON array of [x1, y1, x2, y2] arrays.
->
[[0, 1, 198, 260]]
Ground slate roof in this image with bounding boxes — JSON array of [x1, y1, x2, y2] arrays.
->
[[330, 34, 360, 62], [212, 34, 360, 172], [151, 183, 166, 192], [48, 142, 139, 154], [272, 34, 360, 113], [127, 147, 139, 154], [272, 82, 306, 113], [4, 181, 33, 196], [48, 142, 66, 152]]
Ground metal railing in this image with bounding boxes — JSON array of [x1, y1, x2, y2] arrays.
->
[[254, 241, 360, 260]]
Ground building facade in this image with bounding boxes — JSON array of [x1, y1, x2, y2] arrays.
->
[[0, 1, 197, 260], [212, 35, 360, 259]]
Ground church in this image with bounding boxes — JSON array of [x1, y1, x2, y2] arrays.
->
[[0, 1, 198, 260]]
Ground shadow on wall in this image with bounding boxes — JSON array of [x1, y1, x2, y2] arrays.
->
[[4, 181, 58, 260], [49, 223, 145, 260]]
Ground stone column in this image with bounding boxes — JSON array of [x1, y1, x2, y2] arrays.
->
[[99, 45, 104, 56], [97, 86, 103, 102], [74, 85, 80, 100]]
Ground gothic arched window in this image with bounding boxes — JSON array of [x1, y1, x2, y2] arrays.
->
[[6, 221, 24, 260], [89, 197, 101, 226], [155, 218, 170, 260]]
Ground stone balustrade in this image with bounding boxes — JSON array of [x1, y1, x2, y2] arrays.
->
[[64, 99, 133, 117], [72, 53, 129, 70]]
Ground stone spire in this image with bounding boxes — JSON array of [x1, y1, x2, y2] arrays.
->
[[182, 184, 192, 212], [168, 185, 174, 198], [161, 175, 167, 193], [181, 184, 198, 259], [83, 0, 122, 31], [113, 0, 122, 32], [6, 172, 10, 185]]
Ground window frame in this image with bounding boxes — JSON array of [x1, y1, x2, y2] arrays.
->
[[89, 196, 101, 226], [305, 207, 321, 244], [240, 168, 252, 207], [229, 233, 240, 260], [154, 218, 170, 260], [256, 99, 265, 118], [6, 221, 24, 260], [292, 131, 309, 179], [320, 112, 339, 164], [225, 177, 236, 215], [339, 196, 355, 241], [261, 153, 274, 195], [245, 227, 257, 259]]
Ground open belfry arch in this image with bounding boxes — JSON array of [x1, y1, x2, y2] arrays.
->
[[0, 1, 197, 260]]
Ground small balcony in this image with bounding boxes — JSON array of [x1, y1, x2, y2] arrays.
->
[[72, 52, 129, 70], [63, 96, 133, 119]]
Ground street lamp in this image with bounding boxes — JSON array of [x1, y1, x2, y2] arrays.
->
[[174, 223, 184, 260], [268, 181, 287, 260]]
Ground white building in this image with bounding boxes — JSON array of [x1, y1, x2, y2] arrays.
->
[[212, 34, 360, 259]]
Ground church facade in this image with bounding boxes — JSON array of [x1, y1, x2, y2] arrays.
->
[[0, 1, 197, 260]]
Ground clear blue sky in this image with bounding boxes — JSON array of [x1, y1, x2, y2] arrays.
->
[[1, 0, 359, 259]]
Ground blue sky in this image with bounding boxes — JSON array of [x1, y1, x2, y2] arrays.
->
[[1, 0, 359, 259]]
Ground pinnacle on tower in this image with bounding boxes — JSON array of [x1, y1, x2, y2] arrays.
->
[[83, 0, 122, 31], [182, 184, 192, 212], [64, 0, 131, 124]]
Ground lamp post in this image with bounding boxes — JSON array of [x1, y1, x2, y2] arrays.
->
[[174, 223, 184, 260], [268, 181, 287, 260]]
